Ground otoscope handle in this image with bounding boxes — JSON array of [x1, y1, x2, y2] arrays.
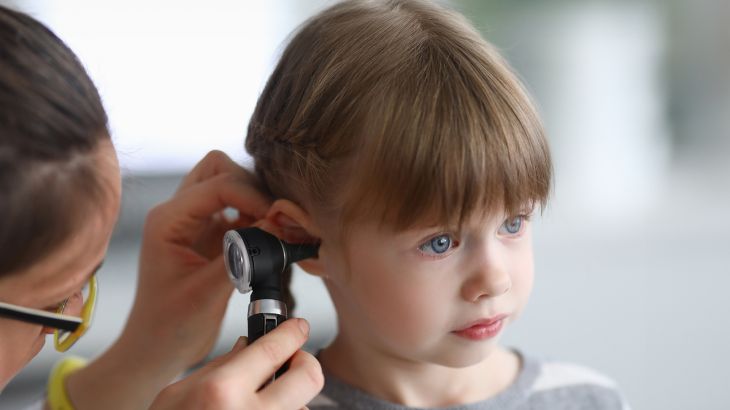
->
[[248, 298, 289, 381], [247, 312, 288, 344], [248, 313, 289, 380]]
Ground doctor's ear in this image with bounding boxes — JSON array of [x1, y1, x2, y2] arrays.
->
[[255, 199, 326, 277]]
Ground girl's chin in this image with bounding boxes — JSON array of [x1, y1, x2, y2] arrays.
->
[[420, 343, 501, 368]]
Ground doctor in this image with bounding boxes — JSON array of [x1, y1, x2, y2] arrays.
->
[[0, 5, 322, 409]]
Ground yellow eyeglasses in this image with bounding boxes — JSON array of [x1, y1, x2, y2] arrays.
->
[[0, 275, 98, 352]]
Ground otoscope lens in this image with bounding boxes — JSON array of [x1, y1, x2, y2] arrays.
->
[[224, 230, 253, 294], [227, 243, 244, 279]]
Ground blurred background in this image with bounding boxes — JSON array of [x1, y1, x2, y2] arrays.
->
[[2, 0, 729, 409]]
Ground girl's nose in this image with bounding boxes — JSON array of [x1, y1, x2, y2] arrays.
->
[[461, 251, 512, 302]]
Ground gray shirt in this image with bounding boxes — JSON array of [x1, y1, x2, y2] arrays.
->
[[309, 352, 630, 410]]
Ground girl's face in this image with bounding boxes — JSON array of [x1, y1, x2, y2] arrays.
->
[[0, 141, 121, 388], [320, 208, 534, 367]]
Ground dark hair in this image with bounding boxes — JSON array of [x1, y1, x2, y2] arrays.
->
[[0, 6, 111, 275]]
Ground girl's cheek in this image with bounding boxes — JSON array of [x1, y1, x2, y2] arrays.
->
[[380, 283, 442, 341], [509, 255, 535, 318]]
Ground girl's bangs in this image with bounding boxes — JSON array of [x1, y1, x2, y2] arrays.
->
[[339, 52, 552, 231]]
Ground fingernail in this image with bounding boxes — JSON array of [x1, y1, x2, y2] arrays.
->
[[297, 318, 310, 336]]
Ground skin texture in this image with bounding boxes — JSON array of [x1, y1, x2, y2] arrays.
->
[[0, 148, 323, 409], [260, 199, 532, 407]]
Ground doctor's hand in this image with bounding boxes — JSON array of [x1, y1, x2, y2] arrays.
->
[[150, 319, 324, 410], [125, 149, 272, 367], [64, 150, 273, 410]]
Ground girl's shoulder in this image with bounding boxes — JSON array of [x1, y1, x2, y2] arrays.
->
[[520, 351, 631, 410]]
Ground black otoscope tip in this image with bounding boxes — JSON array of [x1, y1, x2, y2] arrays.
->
[[284, 242, 319, 264]]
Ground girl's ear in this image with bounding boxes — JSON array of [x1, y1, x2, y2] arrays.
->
[[259, 199, 326, 278]]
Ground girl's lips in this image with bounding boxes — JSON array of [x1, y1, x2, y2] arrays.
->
[[452, 314, 508, 341]]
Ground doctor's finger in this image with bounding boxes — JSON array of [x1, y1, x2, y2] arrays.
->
[[177, 150, 256, 192]]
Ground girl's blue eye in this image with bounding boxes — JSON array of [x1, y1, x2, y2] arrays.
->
[[499, 216, 524, 235], [419, 234, 455, 255]]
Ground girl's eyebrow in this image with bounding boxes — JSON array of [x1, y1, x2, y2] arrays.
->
[[400, 224, 462, 239]]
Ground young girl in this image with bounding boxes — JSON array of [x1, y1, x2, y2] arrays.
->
[[248, 0, 630, 408]]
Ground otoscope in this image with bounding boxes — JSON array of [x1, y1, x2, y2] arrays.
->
[[223, 227, 319, 377]]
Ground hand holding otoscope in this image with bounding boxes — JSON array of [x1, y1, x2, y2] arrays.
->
[[223, 227, 319, 380]]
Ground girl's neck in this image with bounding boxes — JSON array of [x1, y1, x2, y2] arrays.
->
[[318, 333, 521, 408]]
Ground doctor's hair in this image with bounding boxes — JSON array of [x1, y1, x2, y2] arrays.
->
[[245, 0, 552, 308], [0, 6, 111, 275]]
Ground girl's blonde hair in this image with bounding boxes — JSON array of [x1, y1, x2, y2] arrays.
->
[[246, 0, 552, 306]]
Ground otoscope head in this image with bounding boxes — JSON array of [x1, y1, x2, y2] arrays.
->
[[223, 227, 319, 300]]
